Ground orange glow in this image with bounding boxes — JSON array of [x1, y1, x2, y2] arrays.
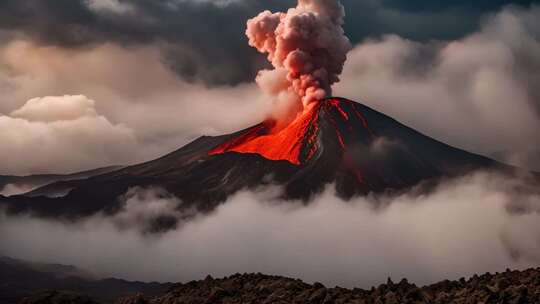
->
[[326, 99, 348, 149], [329, 99, 349, 120], [335, 130, 346, 148], [209, 103, 321, 165], [210, 98, 374, 167], [351, 105, 374, 137]]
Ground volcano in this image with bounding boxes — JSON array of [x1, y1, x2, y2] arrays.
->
[[0, 98, 518, 219]]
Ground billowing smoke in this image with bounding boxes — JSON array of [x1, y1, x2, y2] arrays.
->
[[246, 0, 352, 120]]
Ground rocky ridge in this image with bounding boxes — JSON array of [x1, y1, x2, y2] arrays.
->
[[22, 268, 540, 304]]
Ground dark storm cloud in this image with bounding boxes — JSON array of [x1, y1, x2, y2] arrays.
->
[[342, 0, 540, 42], [380, 0, 538, 12], [0, 0, 291, 84], [1, 0, 539, 84]]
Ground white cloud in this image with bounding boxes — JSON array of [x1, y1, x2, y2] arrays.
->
[[0, 95, 139, 175], [86, 0, 136, 14], [0, 41, 269, 175], [10, 95, 98, 122]]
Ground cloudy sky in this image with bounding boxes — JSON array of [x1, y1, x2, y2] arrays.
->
[[0, 0, 539, 175]]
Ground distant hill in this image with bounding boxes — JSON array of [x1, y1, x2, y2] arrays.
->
[[16, 268, 540, 304], [0, 257, 171, 304], [0, 166, 122, 197]]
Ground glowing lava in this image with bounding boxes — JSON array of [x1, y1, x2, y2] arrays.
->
[[210, 98, 375, 167], [209, 103, 321, 165]]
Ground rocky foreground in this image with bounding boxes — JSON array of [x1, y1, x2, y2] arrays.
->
[[20, 268, 540, 304]]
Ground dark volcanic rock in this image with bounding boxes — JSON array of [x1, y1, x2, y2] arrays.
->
[[138, 269, 540, 304], [14, 267, 540, 304], [0, 257, 171, 304], [18, 290, 99, 304], [2, 97, 524, 222], [115, 294, 150, 304]]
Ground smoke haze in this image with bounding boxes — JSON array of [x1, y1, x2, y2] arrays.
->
[[1, 172, 539, 288]]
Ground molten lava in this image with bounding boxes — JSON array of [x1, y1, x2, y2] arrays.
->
[[210, 98, 375, 166], [209, 103, 321, 165]]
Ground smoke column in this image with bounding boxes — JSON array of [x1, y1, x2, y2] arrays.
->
[[246, 0, 352, 120]]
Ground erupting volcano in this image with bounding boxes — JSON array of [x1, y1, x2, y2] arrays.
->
[[209, 99, 375, 166], [207, 0, 357, 167], [1, 97, 508, 221], [246, 0, 352, 115], [0, 1, 523, 224], [209, 103, 321, 165], [212, 0, 358, 167]]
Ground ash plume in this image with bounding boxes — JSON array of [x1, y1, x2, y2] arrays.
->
[[246, 0, 352, 120]]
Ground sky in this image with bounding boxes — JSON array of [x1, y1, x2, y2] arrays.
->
[[1, 0, 540, 288], [0, 0, 539, 175]]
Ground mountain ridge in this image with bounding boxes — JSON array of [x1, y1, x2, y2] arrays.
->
[[0, 256, 171, 304], [14, 267, 540, 304], [0, 97, 528, 221]]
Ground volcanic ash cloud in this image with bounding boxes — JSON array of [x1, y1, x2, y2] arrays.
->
[[246, 0, 352, 119]]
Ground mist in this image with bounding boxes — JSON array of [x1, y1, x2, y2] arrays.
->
[[1, 171, 539, 288]]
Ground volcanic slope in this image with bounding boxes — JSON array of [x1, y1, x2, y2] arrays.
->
[[0, 98, 509, 218]]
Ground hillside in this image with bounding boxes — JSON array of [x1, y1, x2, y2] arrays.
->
[[17, 268, 540, 304]]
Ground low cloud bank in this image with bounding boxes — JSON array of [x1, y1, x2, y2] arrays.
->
[[1, 172, 539, 288]]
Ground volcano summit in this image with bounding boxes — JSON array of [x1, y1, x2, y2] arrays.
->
[[0, 97, 515, 221]]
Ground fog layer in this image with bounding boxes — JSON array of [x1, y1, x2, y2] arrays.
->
[[1, 172, 539, 288]]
